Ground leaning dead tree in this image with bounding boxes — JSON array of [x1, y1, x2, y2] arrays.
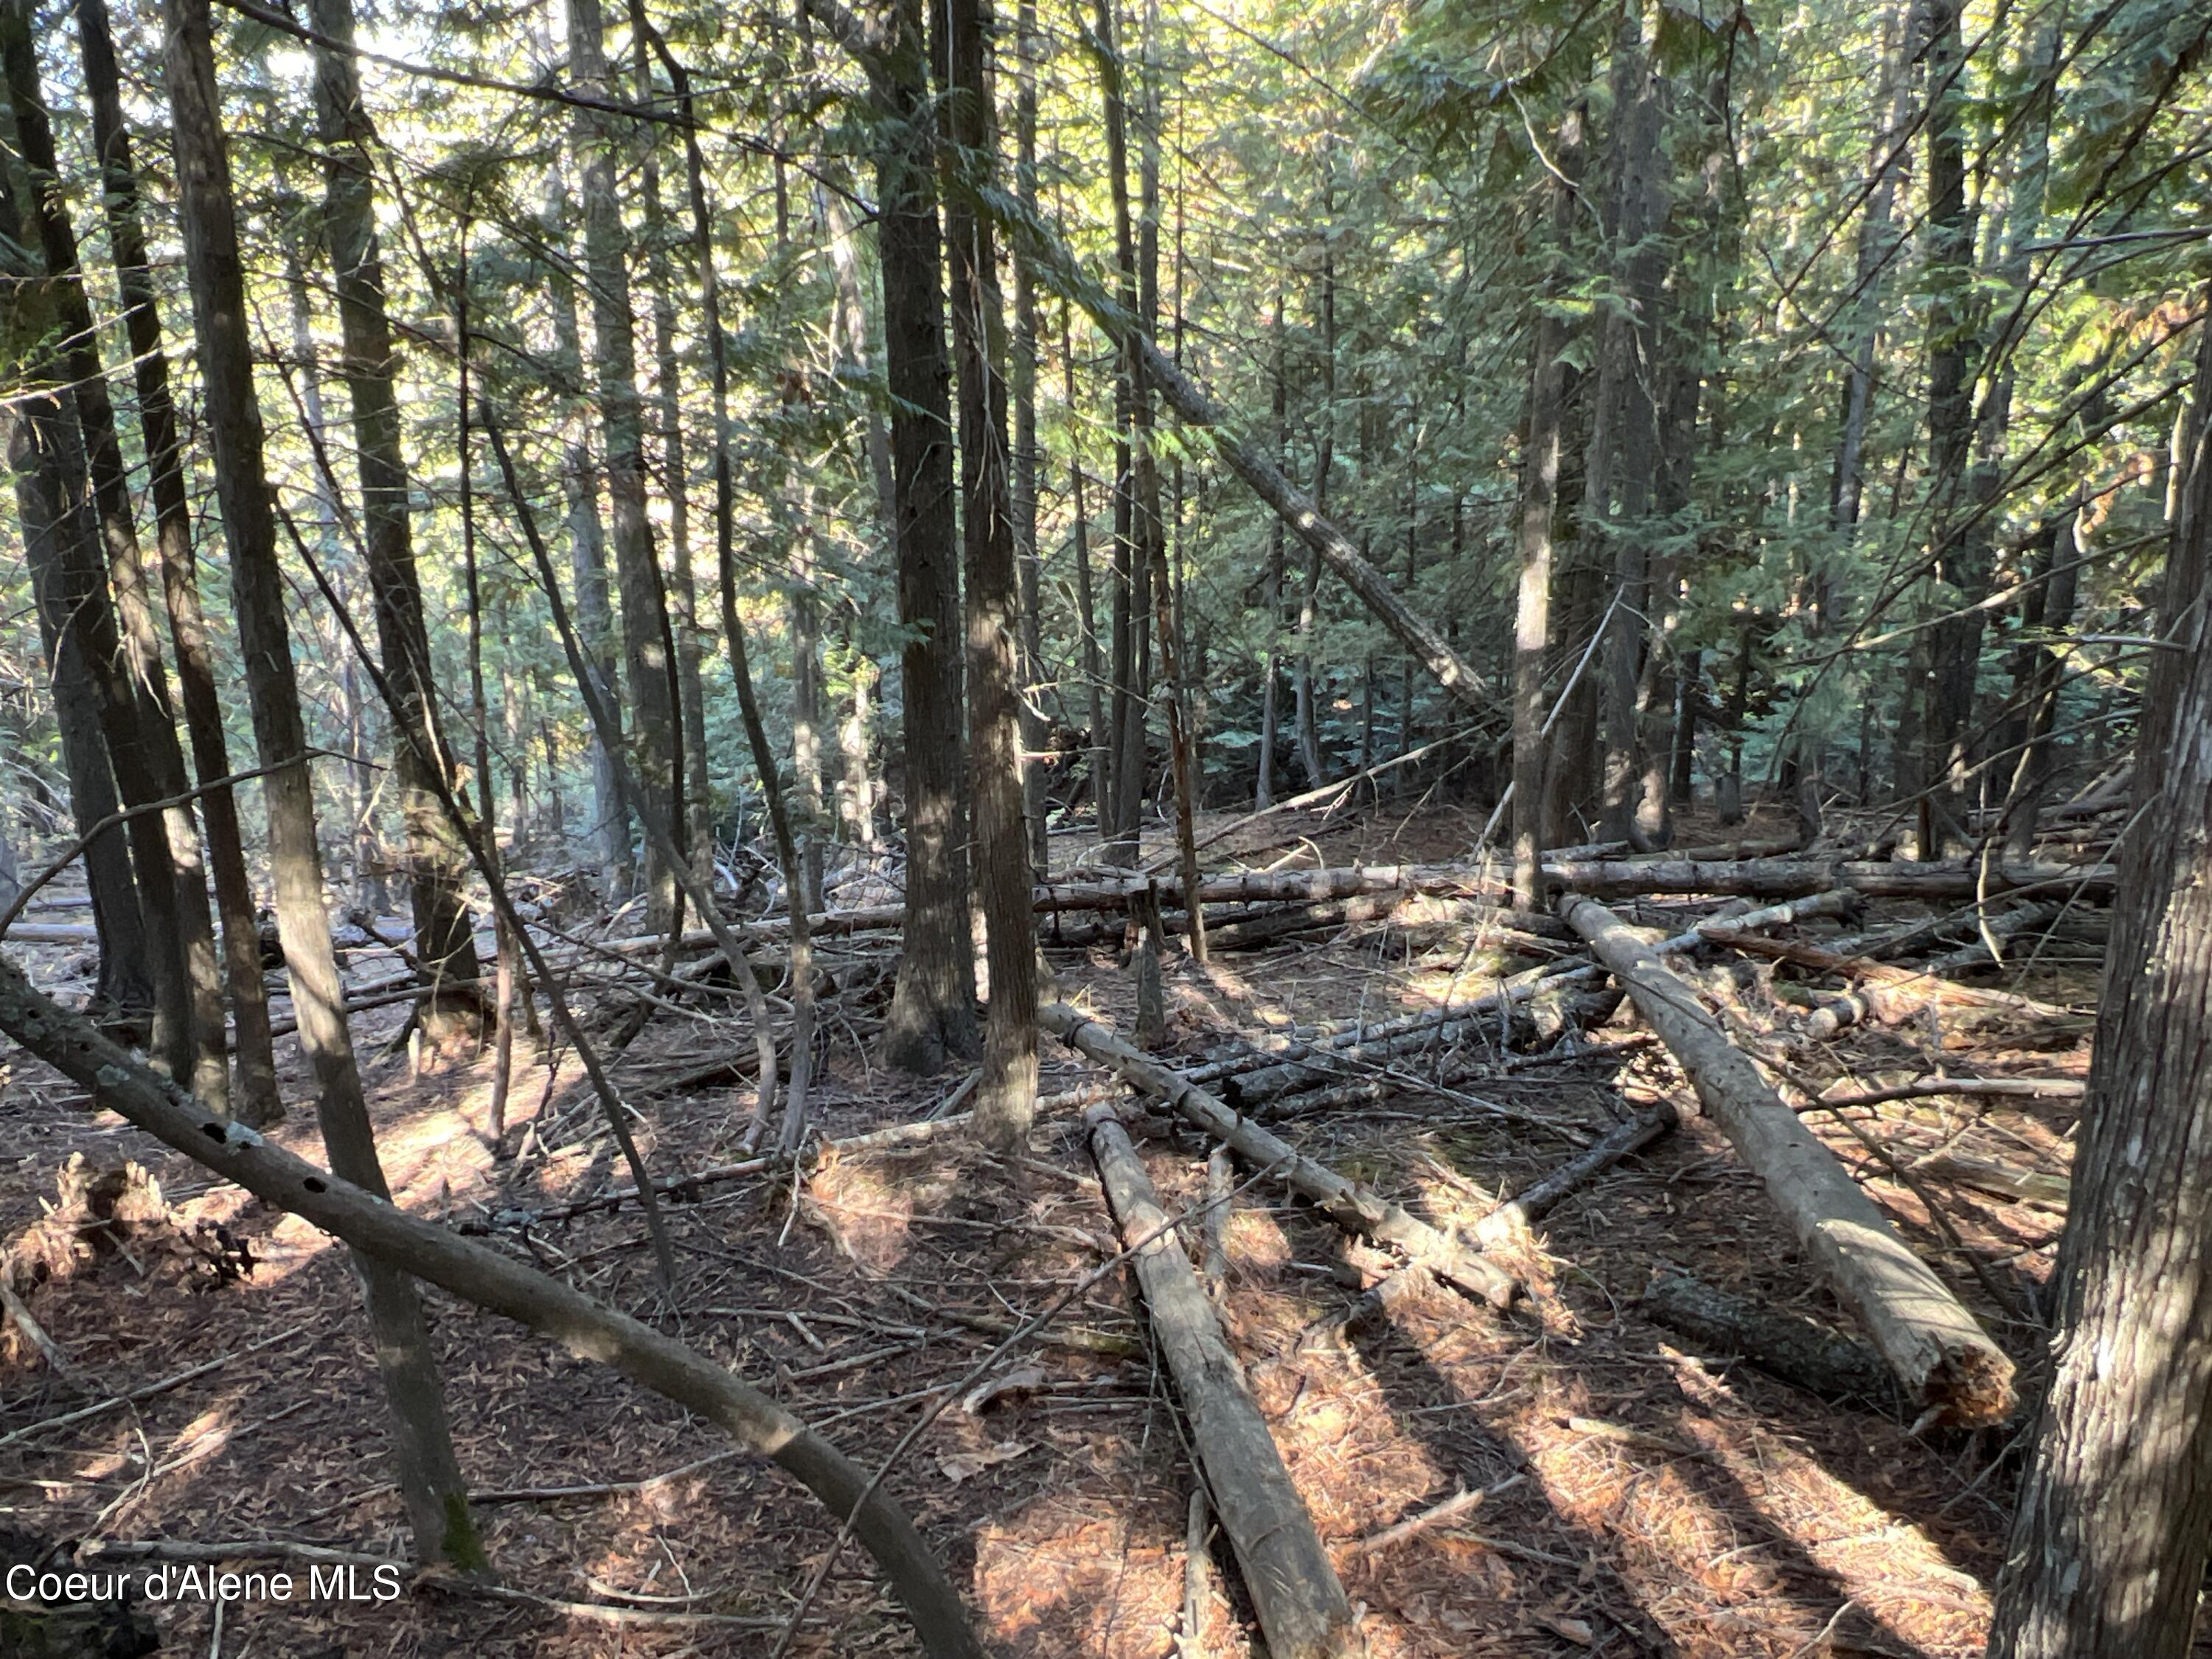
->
[[1559, 893, 2016, 1425], [0, 953, 986, 1659]]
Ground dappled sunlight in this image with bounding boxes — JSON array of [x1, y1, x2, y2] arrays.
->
[[973, 1490, 1188, 1658]]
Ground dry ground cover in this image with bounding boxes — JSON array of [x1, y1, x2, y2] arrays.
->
[[0, 803, 2093, 1657]]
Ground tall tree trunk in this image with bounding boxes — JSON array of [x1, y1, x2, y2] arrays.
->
[[633, 41, 715, 886], [835, 0, 978, 1072], [0, 183, 194, 1096], [1915, 0, 1981, 856], [309, 0, 484, 1046], [1985, 305, 2212, 1659], [1512, 104, 1582, 908], [7, 420, 150, 1022], [1295, 192, 1337, 793], [1096, 0, 1150, 867], [1065, 295, 1109, 826], [72, 0, 257, 1082], [1832, 0, 1922, 539], [938, 0, 1040, 1144], [543, 170, 630, 897], [1590, 5, 1670, 848], [570, 0, 681, 933], [1012, 0, 1051, 876], [1, 4, 223, 1102], [1256, 293, 1285, 811], [162, 0, 481, 1567]]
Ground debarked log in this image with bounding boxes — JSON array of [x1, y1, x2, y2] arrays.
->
[[1557, 894, 2016, 1426], [1085, 1105, 1361, 1659], [1040, 1002, 1517, 1307]]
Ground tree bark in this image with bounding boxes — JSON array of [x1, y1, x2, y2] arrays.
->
[[1513, 104, 1583, 907], [823, 0, 981, 1072], [5, 421, 150, 1023], [162, 0, 481, 1565], [308, 0, 484, 1046], [0, 24, 212, 1100], [569, 0, 680, 932], [936, 0, 1040, 1147], [72, 0, 278, 1122], [543, 169, 630, 897], [1986, 290, 2212, 1659], [1085, 1105, 1362, 1658]]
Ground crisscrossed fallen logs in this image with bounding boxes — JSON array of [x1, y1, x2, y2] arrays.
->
[[1557, 894, 2017, 1425], [1221, 962, 1609, 1105], [1664, 890, 1860, 954], [1038, 1002, 1517, 1307], [1085, 1104, 1362, 1659], [0, 955, 985, 1659]]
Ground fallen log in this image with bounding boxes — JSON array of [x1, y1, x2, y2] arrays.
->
[[1545, 858, 2112, 902], [0, 953, 984, 1659], [1806, 1077, 2084, 1112], [1040, 1003, 1517, 1307], [1085, 1105, 1362, 1659], [1917, 1150, 2070, 1208], [1223, 964, 1607, 1105], [1472, 1109, 1677, 1246], [1558, 894, 2015, 1425], [1667, 890, 1860, 954], [1921, 902, 2062, 976], [1233, 988, 1620, 1114], [1641, 1272, 1898, 1409]]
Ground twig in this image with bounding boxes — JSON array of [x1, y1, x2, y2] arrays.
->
[[0, 1325, 305, 1450]]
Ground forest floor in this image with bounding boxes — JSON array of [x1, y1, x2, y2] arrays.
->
[[0, 799, 2098, 1658]]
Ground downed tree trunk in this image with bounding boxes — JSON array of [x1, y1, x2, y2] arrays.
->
[[1917, 1150, 2070, 1208], [1641, 1271, 1898, 1408], [1922, 901, 2062, 976], [1085, 1104, 1361, 1659], [0, 953, 984, 1659], [1473, 1108, 1676, 1246], [1558, 894, 2016, 1425], [1040, 1002, 1517, 1307], [1721, 935, 2079, 1022], [1545, 858, 2112, 902], [1669, 889, 1860, 953], [1229, 982, 1615, 1107]]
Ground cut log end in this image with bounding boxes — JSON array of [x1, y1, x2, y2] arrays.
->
[[1925, 1343, 2020, 1429]]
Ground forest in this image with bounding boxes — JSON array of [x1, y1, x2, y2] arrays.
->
[[0, 0, 2208, 1648]]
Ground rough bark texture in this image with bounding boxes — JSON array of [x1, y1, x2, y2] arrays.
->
[[850, 0, 980, 1072], [1512, 105, 1582, 908], [162, 0, 481, 1565], [1085, 1105, 1361, 1659], [1559, 893, 2014, 1425], [1986, 288, 2212, 1659], [1642, 1273, 1896, 1407], [309, 0, 483, 1043], [0, 97, 200, 1093], [569, 0, 680, 933], [72, 0, 278, 1121], [938, 0, 1039, 1145]]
